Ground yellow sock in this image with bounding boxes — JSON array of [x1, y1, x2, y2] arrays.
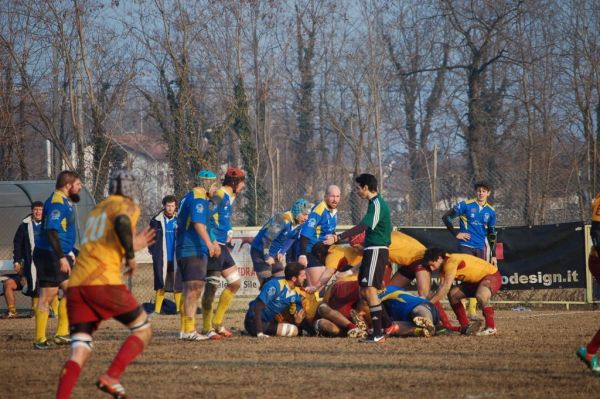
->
[[56, 297, 69, 337], [467, 298, 477, 317], [183, 316, 195, 333], [202, 304, 213, 333], [32, 297, 39, 312], [180, 312, 186, 333], [51, 296, 59, 316], [8, 305, 16, 314], [35, 308, 49, 343], [213, 288, 235, 326], [174, 292, 182, 313], [154, 289, 165, 313]]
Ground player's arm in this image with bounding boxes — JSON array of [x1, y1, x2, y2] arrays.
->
[[442, 208, 459, 237], [193, 222, 215, 256], [429, 274, 454, 304], [333, 224, 366, 244], [307, 268, 336, 294], [253, 299, 267, 336], [46, 229, 71, 274]]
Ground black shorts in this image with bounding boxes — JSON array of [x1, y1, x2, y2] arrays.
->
[[33, 248, 72, 287], [306, 252, 323, 268], [207, 244, 236, 272], [251, 248, 284, 275], [358, 247, 389, 289], [177, 256, 207, 282], [2, 274, 24, 290], [244, 314, 278, 336]]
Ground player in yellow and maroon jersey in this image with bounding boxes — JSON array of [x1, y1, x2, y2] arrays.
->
[[56, 170, 156, 399], [424, 249, 501, 336], [576, 194, 600, 374]]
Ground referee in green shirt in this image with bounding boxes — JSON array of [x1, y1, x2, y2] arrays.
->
[[326, 173, 392, 342]]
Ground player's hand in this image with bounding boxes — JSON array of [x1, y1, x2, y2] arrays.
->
[[59, 257, 71, 275], [134, 227, 157, 251], [456, 232, 470, 241], [305, 286, 318, 294], [213, 242, 222, 257], [265, 256, 275, 266], [323, 234, 336, 246], [13, 262, 21, 274], [68, 251, 76, 265], [276, 253, 286, 263], [123, 258, 137, 278], [257, 332, 270, 339], [298, 255, 308, 267], [294, 309, 306, 324], [491, 256, 498, 267]]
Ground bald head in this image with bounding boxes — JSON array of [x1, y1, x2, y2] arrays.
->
[[325, 185, 341, 209]]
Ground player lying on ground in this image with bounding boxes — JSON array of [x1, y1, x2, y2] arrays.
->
[[56, 170, 156, 399], [244, 262, 306, 338], [423, 248, 502, 336], [380, 285, 440, 338]]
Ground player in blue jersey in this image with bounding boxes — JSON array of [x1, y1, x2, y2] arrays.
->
[[33, 171, 81, 349], [244, 262, 306, 337], [298, 185, 341, 287], [251, 198, 312, 287], [202, 167, 245, 338], [379, 286, 439, 337], [442, 181, 497, 319], [176, 170, 220, 341]]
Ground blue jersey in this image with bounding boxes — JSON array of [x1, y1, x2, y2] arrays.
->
[[452, 199, 496, 250], [176, 188, 210, 258], [210, 188, 234, 244], [379, 285, 429, 322], [246, 277, 303, 322], [36, 191, 77, 254], [33, 221, 42, 241], [251, 211, 298, 257], [300, 201, 337, 253], [164, 215, 177, 262]]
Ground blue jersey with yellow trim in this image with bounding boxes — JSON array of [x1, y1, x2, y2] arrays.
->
[[176, 188, 210, 258], [300, 201, 337, 253], [210, 188, 234, 244], [251, 211, 298, 257], [36, 191, 77, 253], [165, 215, 176, 262], [246, 277, 303, 322], [379, 285, 429, 322], [452, 199, 496, 250]]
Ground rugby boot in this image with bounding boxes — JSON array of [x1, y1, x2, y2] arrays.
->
[[33, 340, 51, 350], [576, 346, 600, 374], [476, 327, 498, 336], [54, 335, 72, 345], [200, 329, 222, 341], [179, 331, 210, 341], [215, 325, 234, 338], [414, 327, 432, 338], [384, 323, 401, 337], [97, 376, 127, 399], [347, 327, 368, 339], [412, 316, 436, 337], [359, 334, 386, 343], [349, 309, 368, 332], [460, 319, 483, 336]]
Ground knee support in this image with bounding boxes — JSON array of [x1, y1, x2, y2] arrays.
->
[[225, 271, 241, 285], [71, 333, 93, 351], [129, 316, 151, 332], [279, 323, 299, 337]]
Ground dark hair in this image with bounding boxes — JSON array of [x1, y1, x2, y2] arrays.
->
[[355, 173, 378, 192], [56, 170, 80, 190], [423, 247, 446, 263], [162, 195, 177, 206], [31, 201, 44, 210], [474, 181, 492, 191], [284, 262, 304, 280]]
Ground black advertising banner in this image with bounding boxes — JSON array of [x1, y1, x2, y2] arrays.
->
[[401, 222, 586, 290]]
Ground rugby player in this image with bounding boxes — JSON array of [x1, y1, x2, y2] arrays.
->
[[55, 170, 156, 399], [380, 285, 438, 337], [202, 167, 246, 338], [176, 170, 220, 341], [33, 171, 81, 349], [244, 262, 306, 338], [423, 248, 501, 336], [251, 198, 312, 287]]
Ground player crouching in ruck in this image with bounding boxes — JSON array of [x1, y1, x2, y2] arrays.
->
[[56, 170, 156, 399], [423, 248, 501, 336], [379, 285, 438, 338], [244, 262, 306, 338]]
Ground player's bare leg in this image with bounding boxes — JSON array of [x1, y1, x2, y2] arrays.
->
[[475, 283, 496, 336], [3, 279, 18, 317], [180, 280, 206, 340], [313, 318, 341, 337], [317, 303, 366, 337], [306, 266, 325, 289]]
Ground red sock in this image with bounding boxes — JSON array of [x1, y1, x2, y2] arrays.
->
[[587, 329, 600, 355], [451, 302, 469, 328], [107, 335, 145, 380], [434, 302, 460, 331], [482, 306, 495, 329], [56, 360, 81, 399]]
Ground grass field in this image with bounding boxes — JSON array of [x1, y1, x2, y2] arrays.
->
[[1, 297, 599, 399]]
